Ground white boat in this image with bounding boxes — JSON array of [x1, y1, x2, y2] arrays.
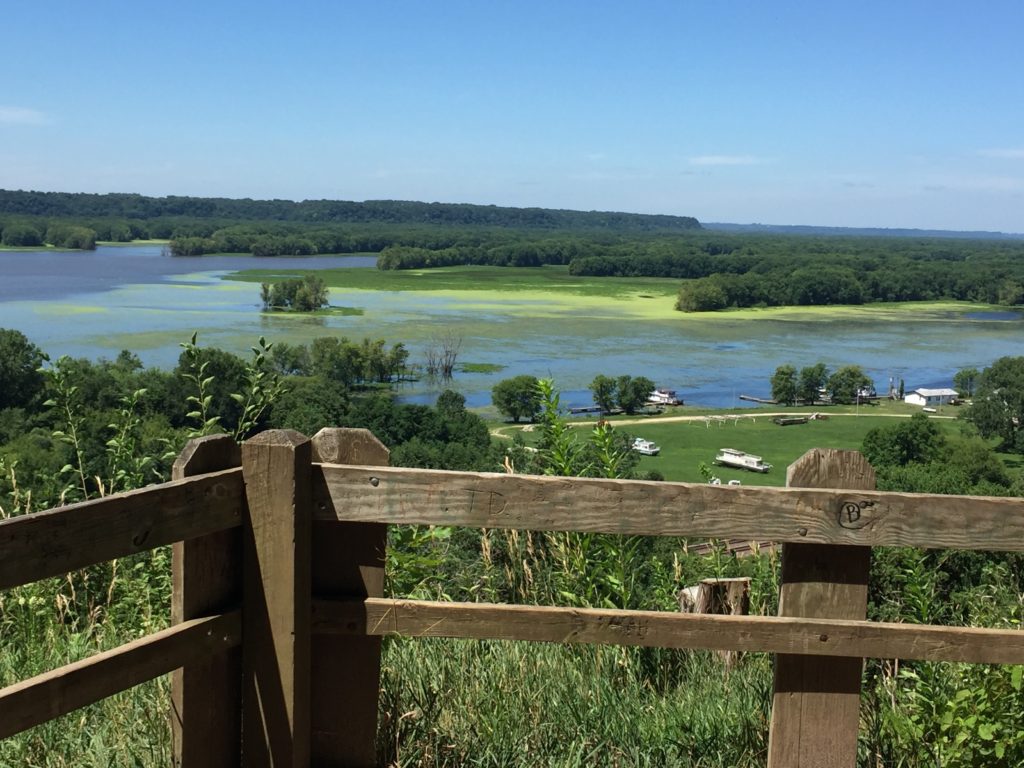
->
[[632, 438, 661, 456], [647, 388, 682, 406], [714, 448, 772, 473]]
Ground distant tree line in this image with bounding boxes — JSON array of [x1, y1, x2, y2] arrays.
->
[[675, 261, 1024, 310], [0, 220, 98, 249], [0, 189, 701, 232]]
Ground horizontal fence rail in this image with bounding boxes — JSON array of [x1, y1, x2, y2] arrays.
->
[[313, 597, 1024, 666], [314, 463, 1024, 551], [0, 611, 241, 741], [0, 460, 246, 744], [0, 467, 244, 590], [3, 429, 1022, 768]]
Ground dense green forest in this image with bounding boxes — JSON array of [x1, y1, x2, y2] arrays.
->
[[0, 188, 700, 234]]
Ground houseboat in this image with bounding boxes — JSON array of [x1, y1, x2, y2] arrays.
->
[[714, 448, 772, 473], [647, 388, 683, 406], [632, 438, 661, 456]]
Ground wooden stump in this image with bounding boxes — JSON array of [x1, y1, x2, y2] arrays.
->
[[693, 577, 750, 616], [680, 577, 751, 666]]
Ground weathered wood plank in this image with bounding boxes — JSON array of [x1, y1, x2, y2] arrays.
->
[[0, 468, 244, 590], [241, 430, 312, 768], [314, 464, 1024, 551], [0, 612, 241, 741], [312, 598, 1024, 665], [171, 435, 243, 768], [310, 428, 389, 767], [768, 449, 875, 768]]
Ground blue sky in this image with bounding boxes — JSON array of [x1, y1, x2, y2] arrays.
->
[[2, 1, 1022, 231]]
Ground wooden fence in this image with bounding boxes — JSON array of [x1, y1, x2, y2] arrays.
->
[[1, 426, 1023, 767]]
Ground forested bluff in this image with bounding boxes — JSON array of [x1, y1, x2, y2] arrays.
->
[[3, 188, 1024, 310]]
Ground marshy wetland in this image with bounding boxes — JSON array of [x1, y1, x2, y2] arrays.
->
[[2, 244, 1023, 409]]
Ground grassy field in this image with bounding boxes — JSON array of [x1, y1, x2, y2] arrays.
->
[[231, 264, 680, 298], [495, 403, 968, 486]]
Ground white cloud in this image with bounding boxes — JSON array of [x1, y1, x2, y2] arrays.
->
[[688, 154, 764, 166], [0, 106, 50, 125], [976, 148, 1024, 160]]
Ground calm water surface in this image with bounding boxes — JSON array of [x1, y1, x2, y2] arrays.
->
[[2, 245, 1023, 409]]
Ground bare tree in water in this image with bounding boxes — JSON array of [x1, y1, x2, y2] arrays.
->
[[424, 330, 462, 380]]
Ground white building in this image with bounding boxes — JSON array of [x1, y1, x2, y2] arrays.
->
[[904, 388, 958, 407]]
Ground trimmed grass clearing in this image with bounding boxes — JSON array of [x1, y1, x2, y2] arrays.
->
[[496, 408, 966, 486]]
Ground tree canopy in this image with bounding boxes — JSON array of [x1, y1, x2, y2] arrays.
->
[[0, 328, 45, 410], [492, 375, 542, 423], [826, 365, 873, 404], [770, 364, 797, 405], [966, 356, 1024, 452]]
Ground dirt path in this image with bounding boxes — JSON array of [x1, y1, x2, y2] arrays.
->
[[490, 410, 953, 438]]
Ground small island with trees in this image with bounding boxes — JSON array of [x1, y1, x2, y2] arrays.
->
[[259, 274, 329, 313]]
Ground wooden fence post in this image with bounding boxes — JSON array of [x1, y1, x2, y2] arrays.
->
[[310, 427, 390, 767], [241, 429, 313, 767], [171, 434, 242, 768], [767, 448, 876, 768]]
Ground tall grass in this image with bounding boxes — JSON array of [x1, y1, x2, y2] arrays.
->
[[0, 549, 173, 767], [379, 640, 771, 768]]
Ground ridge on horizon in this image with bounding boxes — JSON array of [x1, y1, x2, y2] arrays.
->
[[3, 189, 1020, 239], [0, 189, 702, 233], [703, 221, 1024, 240]]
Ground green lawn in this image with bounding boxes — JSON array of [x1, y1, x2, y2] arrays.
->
[[625, 415, 902, 485], [497, 407, 968, 486]]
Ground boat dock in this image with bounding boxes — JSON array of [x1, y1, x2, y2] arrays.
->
[[738, 395, 778, 404]]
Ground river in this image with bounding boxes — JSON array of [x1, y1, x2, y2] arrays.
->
[[1, 244, 1022, 409]]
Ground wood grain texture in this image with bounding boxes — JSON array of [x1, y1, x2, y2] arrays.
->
[[310, 428, 389, 767], [314, 464, 1024, 550], [240, 430, 312, 768], [0, 467, 243, 590], [768, 449, 875, 768], [311, 598, 1024, 665], [0, 612, 240, 741], [171, 435, 243, 768]]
